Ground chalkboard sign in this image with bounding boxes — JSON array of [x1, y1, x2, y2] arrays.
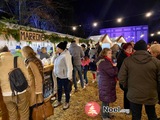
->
[[43, 70, 54, 98]]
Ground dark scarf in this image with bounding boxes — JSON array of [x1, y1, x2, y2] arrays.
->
[[25, 56, 44, 81]]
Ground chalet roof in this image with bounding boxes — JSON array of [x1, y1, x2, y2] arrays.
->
[[101, 34, 112, 43], [116, 36, 126, 43]]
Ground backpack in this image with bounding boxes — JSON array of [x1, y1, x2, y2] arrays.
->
[[8, 56, 28, 96]]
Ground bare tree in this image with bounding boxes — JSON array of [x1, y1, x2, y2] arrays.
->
[[1, 0, 69, 31]]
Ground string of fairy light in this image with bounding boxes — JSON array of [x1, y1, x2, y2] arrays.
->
[[68, 11, 160, 37]]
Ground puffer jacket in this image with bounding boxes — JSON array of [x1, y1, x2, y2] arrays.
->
[[97, 58, 118, 103], [118, 50, 160, 105]]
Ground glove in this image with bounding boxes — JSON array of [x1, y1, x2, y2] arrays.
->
[[119, 83, 128, 91]]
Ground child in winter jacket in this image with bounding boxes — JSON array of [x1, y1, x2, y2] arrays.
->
[[89, 55, 97, 83], [81, 56, 90, 85]]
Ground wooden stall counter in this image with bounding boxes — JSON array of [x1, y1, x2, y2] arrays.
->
[[43, 64, 54, 73]]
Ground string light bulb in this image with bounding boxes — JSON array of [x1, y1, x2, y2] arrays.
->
[[72, 26, 77, 31], [145, 12, 153, 17], [117, 18, 123, 23], [150, 33, 154, 37], [93, 22, 98, 27]]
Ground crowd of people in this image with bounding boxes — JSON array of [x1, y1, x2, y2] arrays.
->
[[0, 39, 160, 120], [118, 40, 160, 120]]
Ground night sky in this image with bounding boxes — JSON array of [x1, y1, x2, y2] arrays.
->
[[0, 0, 160, 42], [63, 0, 160, 41]]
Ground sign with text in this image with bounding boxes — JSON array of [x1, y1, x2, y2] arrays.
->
[[20, 30, 45, 41]]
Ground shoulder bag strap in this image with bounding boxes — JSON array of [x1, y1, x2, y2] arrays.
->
[[14, 56, 18, 68], [13, 56, 19, 101]]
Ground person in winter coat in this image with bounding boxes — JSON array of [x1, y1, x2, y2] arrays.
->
[[150, 44, 160, 119], [117, 43, 133, 111], [81, 55, 90, 85], [150, 43, 160, 82], [39, 47, 50, 60], [150, 44, 160, 59], [81, 44, 88, 57], [21, 46, 43, 120], [118, 40, 160, 120], [0, 46, 9, 120], [97, 48, 118, 120], [89, 46, 97, 60], [0, 46, 29, 120], [0, 87, 9, 120], [86, 44, 90, 58], [53, 41, 73, 110], [89, 55, 97, 83], [110, 44, 120, 59], [68, 40, 85, 91], [117, 43, 133, 71], [95, 42, 102, 58]]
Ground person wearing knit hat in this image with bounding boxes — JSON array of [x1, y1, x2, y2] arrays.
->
[[57, 41, 68, 50], [134, 40, 147, 51], [53, 41, 73, 110], [118, 39, 160, 120]]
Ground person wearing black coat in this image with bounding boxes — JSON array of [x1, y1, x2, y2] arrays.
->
[[117, 43, 133, 111]]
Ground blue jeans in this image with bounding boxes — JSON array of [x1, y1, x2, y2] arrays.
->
[[82, 65, 88, 84], [130, 101, 157, 120], [73, 65, 84, 89]]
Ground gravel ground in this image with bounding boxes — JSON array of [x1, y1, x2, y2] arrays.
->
[[48, 71, 160, 120]]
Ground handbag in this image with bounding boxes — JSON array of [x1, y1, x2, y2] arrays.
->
[[32, 96, 54, 120]]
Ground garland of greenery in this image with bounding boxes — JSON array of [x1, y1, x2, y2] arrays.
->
[[0, 20, 93, 44]]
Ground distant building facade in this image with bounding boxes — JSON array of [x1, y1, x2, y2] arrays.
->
[[100, 25, 148, 43]]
